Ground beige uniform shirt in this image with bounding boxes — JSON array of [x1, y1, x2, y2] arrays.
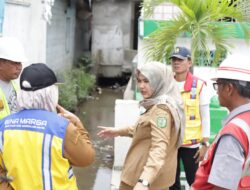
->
[[118, 104, 179, 190]]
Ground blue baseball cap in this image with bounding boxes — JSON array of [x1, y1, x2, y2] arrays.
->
[[170, 47, 191, 60]]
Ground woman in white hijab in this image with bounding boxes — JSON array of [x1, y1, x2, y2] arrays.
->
[[98, 61, 185, 190], [0, 63, 95, 190]]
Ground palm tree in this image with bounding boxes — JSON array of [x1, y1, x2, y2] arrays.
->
[[142, 0, 250, 66]]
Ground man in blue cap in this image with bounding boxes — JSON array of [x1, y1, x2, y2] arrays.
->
[[169, 47, 211, 190]]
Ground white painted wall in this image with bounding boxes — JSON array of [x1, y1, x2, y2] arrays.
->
[[3, 0, 46, 68], [112, 99, 140, 190], [150, 2, 181, 20], [3, 0, 76, 72]]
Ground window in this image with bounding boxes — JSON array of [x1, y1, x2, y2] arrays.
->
[[152, 3, 181, 20], [193, 50, 227, 66], [218, 0, 250, 22], [240, 0, 250, 21]]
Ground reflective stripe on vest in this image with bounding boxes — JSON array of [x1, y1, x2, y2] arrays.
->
[[231, 118, 250, 177], [0, 131, 2, 152], [0, 110, 78, 190], [42, 134, 53, 190], [181, 79, 203, 145], [230, 117, 250, 189], [68, 167, 74, 179], [192, 112, 250, 190]]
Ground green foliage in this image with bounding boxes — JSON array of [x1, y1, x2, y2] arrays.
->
[[58, 71, 78, 112], [74, 68, 96, 101], [142, 0, 250, 66], [76, 55, 93, 73], [192, 49, 227, 66], [58, 67, 96, 112]]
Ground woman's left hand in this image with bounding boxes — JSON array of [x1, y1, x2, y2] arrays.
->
[[133, 182, 149, 190], [56, 104, 80, 125]]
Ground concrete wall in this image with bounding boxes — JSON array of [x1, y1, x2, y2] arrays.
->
[[92, 0, 135, 77], [46, 0, 76, 72], [112, 99, 140, 190]]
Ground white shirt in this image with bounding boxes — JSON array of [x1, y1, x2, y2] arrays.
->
[[0, 80, 18, 114], [208, 135, 244, 189], [208, 103, 250, 189]]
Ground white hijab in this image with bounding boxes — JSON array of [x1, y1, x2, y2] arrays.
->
[[137, 61, 185, 147], [17, 85, 59, 113]]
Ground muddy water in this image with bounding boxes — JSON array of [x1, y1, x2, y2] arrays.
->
[[73, 88, 123, 190]]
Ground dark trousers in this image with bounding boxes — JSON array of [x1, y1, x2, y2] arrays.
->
[[170, 147, 199, 190]]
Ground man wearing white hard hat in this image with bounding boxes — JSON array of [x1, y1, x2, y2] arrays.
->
[[0, 36, 27, 120], [192, 53, 250, 190]]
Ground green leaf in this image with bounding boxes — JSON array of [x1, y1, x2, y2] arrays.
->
[[142, 0, 250, 66]]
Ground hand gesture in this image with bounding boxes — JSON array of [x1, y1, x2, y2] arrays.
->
[[56, 104, 80, 125], [97, 126, 119, 138]]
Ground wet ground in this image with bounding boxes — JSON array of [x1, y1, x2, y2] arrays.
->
[[73, 88, 123, 190]]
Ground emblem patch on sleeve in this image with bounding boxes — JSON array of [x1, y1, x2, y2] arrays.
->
[[157, 117, 167, 128]]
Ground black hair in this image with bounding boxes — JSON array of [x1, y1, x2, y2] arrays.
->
[[218, 79, 250, 98]]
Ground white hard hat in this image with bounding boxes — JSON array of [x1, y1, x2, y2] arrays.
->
[[211, 53, 250, 82], [0, 36, 27, 63]]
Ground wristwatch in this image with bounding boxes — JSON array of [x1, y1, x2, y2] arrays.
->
[[138, 179, 150, 187], [200, 141, 210, 147]]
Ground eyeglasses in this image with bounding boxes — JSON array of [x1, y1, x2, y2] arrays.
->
[[213, 82, 225, 91]]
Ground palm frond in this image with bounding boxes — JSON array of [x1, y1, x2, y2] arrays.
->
[[142, 0, 250, 66], [144, 13, 192, 62]]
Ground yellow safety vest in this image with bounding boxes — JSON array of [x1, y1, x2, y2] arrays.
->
[[0, 80, 19, 120], [181, 72, 205, 146], [0, 109, 78, 190]]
